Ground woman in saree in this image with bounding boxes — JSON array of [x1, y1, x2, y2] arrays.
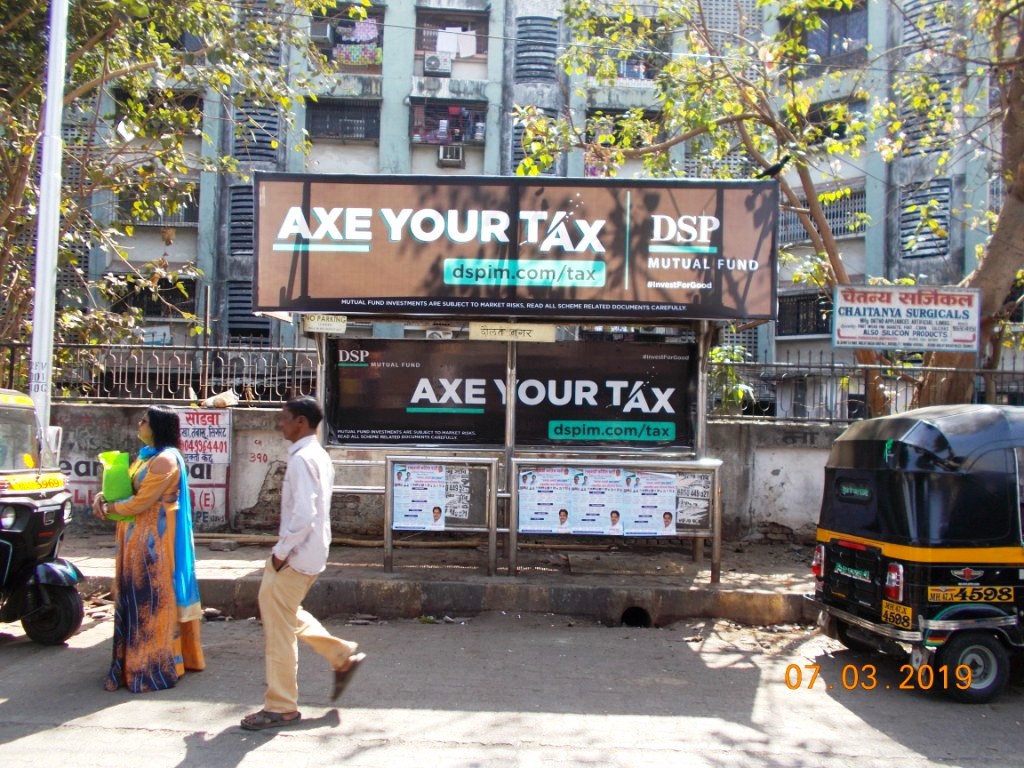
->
[[92, 405, 205, 692]]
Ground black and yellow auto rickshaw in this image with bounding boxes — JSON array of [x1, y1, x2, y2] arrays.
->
[[0, 389, 83, 644], [811, 404, 1023, 703]]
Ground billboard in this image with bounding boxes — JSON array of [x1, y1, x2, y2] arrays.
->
[[330, 340, 697, 447], [255, 174, 778, 320]]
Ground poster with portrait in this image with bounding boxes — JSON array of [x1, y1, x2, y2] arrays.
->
[[624, 471, 677, 536], [578, 467, 627, 534], [518, 466, 575, 533], [392, 463, 446, 530]]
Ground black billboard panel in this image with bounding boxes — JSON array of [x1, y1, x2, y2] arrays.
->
[[330, 340, 696, 448]]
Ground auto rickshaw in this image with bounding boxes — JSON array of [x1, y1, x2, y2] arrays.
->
[[810, 404, 1024, 703], [0, 389, 84, 644]]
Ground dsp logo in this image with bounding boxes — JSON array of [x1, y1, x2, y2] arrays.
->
[[338, 349, 370, 364]]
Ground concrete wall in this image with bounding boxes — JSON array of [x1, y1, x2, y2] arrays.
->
[[54, 403, 841, 542]]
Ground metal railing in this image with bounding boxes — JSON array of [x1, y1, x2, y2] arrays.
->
[[4, 341, 1023, 419], [1, 341, 318, 404], [706, 356, 1024, 424]]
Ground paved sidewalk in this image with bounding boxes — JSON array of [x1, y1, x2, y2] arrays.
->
[[63, 534, 818, 626]]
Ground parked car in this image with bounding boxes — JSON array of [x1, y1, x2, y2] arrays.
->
[[810, 404, 1024, 703]]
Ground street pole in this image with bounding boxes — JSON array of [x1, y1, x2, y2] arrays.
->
[[30, 0, 70, 427]]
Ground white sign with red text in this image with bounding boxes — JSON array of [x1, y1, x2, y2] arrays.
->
[[833, 286, 980, 352]]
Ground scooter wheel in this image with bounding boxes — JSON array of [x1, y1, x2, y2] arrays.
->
[[936, 631, 1010, 704], [21, 586, 85, 645]]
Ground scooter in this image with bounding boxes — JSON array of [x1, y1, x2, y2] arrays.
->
[[0, 389, 84, 644]]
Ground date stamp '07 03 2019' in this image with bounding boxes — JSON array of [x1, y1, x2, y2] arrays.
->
[[784, 664, 973, 692]]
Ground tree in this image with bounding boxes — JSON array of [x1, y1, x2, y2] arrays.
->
[[0, 0, 353, 366], [515, 0, 1024, 412]]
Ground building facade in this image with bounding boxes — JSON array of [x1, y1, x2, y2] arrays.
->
[[92, 0, 1004, 395]]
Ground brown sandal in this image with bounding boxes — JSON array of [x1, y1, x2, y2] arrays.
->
[[330, 652, 367, 701], [240, 709, 302, 731]]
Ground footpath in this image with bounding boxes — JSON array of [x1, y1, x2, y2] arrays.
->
[[63, 534, 819, 627]]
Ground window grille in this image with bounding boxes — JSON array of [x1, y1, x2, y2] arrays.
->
[[585, 108, 661, 144], [409, 100, 487, 145], [902, 0, 953, 47], [587, 16, 669, 81], [56, 244, 89, 308], [899, 178, 951, 259], [227, 280, 270, 342], [416, 10, 489, 56], [990, 174, 1005, 215], [897, 74, 953, 156], [307, 99, 381, 140], [240, 0, 282, 67], [700, 0, 761, 50], [511, 110, 559, 175], [515, 17, 558, 83], [778, 187, 866, 244], [777, 293, 833, 336], [805, 3, 867, 59], [682, 151, 753, 179], [111, 278, 197, 318], [232, 102, 281, 164], [61, 123, 89, 191], [717, 323, 760, 360], [228, 185, 255, 258], [117, 188, 200, 227]]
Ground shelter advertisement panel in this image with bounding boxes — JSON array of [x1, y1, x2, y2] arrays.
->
[[255, 174, 778, 320], [331, 340, 696, 447], [517, 467, 712, 536]]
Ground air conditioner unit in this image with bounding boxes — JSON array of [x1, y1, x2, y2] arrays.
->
[[425, 328, 454, 340], [437, 144, 465, 168], [310, 21, 335, 46], [424, 52, 453, 77]]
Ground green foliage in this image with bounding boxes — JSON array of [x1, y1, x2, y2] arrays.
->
[[513, 0, 1022, 311], [707, 345, 754, 414], [0, 0, 336, 347]]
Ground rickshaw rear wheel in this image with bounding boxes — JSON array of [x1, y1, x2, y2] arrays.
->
[[21, 585, 84, 645], [936, 632, 1010, 704]]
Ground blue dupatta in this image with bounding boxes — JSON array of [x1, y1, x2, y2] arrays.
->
[[140, 445, 202, 619]]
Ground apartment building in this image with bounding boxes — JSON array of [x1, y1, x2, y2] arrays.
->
[[94, 0, 1001, 396]]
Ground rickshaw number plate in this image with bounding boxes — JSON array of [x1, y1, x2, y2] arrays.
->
[[927, 586, 1014, 603], [881, 600, 912, 629]]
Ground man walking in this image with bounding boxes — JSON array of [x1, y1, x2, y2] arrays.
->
[[241, 396, 366, 731]]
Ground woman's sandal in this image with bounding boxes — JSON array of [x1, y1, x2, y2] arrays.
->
[[240, 709, 302, 731]]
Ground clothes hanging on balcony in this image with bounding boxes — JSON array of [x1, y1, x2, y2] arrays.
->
[[333, 42, 379, 65]]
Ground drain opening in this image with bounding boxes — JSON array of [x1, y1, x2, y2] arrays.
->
[[620, 606, 652, 628]]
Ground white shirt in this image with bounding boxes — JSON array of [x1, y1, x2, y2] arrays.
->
[[272, 434, 335, 575]]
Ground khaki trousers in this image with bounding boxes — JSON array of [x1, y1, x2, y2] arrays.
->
[[258, 558, 358, 713]]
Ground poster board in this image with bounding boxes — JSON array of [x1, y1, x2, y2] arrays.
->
[[513, 459, 718, 538], [389, 460, 489, 531], [384, 455, 500, 574]]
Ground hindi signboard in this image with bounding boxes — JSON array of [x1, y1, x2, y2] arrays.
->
[[180, 408, 232, 530], [833, 286, 981, 352]]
